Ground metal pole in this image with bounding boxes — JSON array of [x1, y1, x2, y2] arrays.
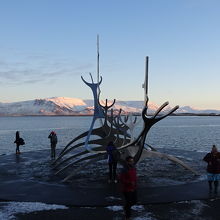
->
[[144, 56, 149, 103], [97, 34, 100, 83], [96, 35, 103, 126]]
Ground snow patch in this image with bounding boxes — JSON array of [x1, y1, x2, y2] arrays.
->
[[106, 205, 123, 211], [106, 205, 156, 220], [133, 216, 156, 220], [105, 196, 122, 202], [45, 97, 86, 107], [0, 202, 68, 220], [131, 205, 145, 211], [190, 200, 209, 215]]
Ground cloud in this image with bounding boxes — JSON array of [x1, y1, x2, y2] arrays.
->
[[0, 55, 94, 85]]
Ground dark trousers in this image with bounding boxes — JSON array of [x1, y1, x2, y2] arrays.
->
[[108, 162, 117, 180], [209, 180, 219, 192], [123, 191, 137, 218], [51, 144, 56, 158], [16, 143, 20, 154]]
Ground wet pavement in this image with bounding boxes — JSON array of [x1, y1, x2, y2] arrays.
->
[[0, 149, 217, 206], [0, 149, 220, 219]]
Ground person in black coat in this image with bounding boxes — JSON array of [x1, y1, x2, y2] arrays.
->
[[48, 131, 58, 159], [106, 141, 120, 183], [14, 131, 21, 154]]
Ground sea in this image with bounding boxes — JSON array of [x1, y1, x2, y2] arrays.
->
[[0, 115, 220, 155]]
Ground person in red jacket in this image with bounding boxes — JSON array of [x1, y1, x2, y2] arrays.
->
[[119, 156, 137, 220], [203, 145, 220, 194]]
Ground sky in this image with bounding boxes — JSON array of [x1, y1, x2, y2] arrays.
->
[[0, 0, 220, 109]]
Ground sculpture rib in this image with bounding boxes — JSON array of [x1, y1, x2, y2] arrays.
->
[[62, 154, 106, 182], [53, 139, 107, 169], [120, 113, 139, 142], [56, 152, 105, 176], [115, 99, 179, 164], [55, 110, 124, 164]]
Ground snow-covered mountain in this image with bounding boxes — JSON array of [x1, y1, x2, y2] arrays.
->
[[175, 106, 220, 114], [0, 97, 219, 116]]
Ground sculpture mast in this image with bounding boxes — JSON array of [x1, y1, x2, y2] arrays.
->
[[143, 56, 149, 104], [97, 35, 104, 126], [97, 34, 100, 83]]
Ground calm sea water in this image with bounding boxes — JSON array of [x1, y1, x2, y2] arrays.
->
[[0, 116, 220, 155]]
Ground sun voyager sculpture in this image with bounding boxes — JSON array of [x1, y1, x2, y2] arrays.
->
[[52, 53, 198, 182]]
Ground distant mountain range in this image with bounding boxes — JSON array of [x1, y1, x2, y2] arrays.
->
[[0, 97, 219, 116]]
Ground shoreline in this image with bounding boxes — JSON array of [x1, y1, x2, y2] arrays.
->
[[0, 114, 220, 117]]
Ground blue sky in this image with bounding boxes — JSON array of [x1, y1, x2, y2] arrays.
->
[[0, 0, 220, 109]]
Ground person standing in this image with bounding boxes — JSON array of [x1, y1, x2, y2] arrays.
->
[[48, 131, 58, 159], [203, 145, 220, 194], [14, 131, 23, 154], [119, 156, 137, 220], [106, 141, 120, 183]]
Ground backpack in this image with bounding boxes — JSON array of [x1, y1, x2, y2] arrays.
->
[[112, 148, 121, 161], [19, 138, 25, 145]]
